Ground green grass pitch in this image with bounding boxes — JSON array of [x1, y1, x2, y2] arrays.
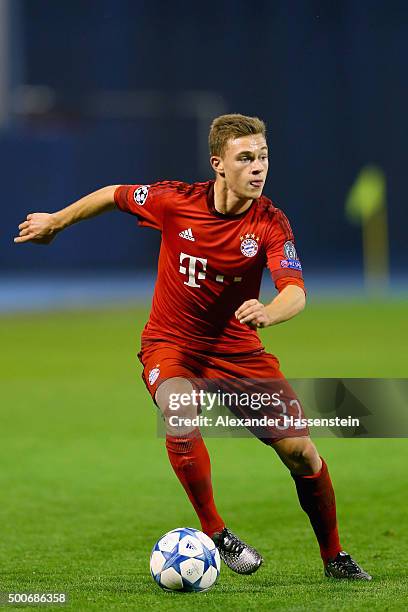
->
[[0, 300, 407, 610]]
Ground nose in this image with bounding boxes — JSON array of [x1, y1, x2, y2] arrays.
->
[[251, 160, 263, 174]]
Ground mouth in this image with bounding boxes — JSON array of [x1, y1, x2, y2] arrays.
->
[[249, 180, 264, 189]]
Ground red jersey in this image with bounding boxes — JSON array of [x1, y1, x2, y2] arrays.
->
[[114, 180, 304, 354]]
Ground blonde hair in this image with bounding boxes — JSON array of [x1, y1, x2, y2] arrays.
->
[[209, 113, 266, 157]]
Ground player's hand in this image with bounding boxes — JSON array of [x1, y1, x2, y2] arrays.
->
[[14, 213, 59, 244], [235, 299, 271, 328]]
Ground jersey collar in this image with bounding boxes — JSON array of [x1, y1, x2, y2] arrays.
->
[[206, 181, 256, 220]]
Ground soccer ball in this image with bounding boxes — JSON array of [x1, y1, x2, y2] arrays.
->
[[150, 527, 220, 592]]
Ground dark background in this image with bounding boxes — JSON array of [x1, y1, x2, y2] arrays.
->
[[1, 0, 407, 275]]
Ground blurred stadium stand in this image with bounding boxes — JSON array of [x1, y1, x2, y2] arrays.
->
[[1, 0, 407, 309]]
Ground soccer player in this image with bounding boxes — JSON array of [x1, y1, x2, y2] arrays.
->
[[15, 114, 371, 580]]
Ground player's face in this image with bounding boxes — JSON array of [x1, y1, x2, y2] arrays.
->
[[212, 134, 269, 199]]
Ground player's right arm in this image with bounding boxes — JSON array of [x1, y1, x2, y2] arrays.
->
[[14, 185, 119, 244]]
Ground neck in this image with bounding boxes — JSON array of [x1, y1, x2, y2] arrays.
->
[[213, 179, 253, 215]]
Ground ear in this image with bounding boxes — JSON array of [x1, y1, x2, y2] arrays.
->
[[210, 155, 225, 177]]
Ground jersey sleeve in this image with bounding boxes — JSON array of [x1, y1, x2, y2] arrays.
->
[[265, 208, 305, 293], [114, 182, 170, 230]]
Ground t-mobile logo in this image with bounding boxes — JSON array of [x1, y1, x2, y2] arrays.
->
[[179, 252, 207, 287]]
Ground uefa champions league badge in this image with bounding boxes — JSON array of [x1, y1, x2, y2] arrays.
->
[[283, 240, 298, 260], [240, 233, 260, 258], [148, 364, 160, 386], [133, 185, 150, 206]]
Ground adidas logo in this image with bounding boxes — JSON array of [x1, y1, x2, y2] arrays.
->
[[179, 228, 195, 241], [185, 541, 196, 550]]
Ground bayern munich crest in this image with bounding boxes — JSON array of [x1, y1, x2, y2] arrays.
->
[[148, 365, 160, 386], [240, 233, 260, 258], [133, 185, 150, 206]]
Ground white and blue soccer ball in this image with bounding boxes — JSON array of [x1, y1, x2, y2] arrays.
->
[[150, 527, 220, 592]]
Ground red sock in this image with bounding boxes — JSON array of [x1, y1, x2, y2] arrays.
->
[[292, 457, 342, 564], [165, 429, 225, 537]]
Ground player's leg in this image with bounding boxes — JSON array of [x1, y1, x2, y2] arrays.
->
[[156, 376, 263, 575], [155, 376, 225, 538], [207, 350, 371, 580], [273, 436, 341, 562], [138, 344, 225, 539], [272, 435, 372, 580]]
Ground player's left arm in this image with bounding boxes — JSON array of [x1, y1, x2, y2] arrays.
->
[[235, 285, 305, 328], [236, 206, 307, 328]]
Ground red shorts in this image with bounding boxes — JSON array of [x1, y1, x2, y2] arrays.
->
[[138, 341, 309, 444]]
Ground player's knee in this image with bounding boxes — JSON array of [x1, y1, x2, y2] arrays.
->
[[290, 440, 321, 475], [156, 377, 198, 435], [274, 438, 321, 475], [156, 377, 195, 415]]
